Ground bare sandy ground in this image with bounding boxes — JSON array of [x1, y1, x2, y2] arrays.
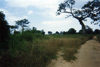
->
[[48, 38, 100, 67]]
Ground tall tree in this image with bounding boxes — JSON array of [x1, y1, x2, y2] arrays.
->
[[16, 19, 30, 33], [82, 0, 100, 25], [57, 0, 92, 33], [85, 26, 93, 34], [0, 11, 10, 43]]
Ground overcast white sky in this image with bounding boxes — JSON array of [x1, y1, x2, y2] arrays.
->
[[0, 0, 99, 33]]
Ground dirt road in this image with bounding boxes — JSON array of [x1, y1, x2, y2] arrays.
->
[[48, 38, 100, 67]]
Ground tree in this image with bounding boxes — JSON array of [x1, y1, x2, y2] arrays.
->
[[79, 26, 93, 34], [9, 25, 18, 33], [16, 19, 30, 33], [32, 27, 37, 33], [94, 29, 100, 34], [57, 0, 93, 33], [55, 31, 59, 34], [78, 30, 83, 34], [0, 11, 10, 42], [85, 26, 93, 34], [0, 11, 10, 49], [61, 31, 67, 35], [68, 28, 76, 34], [14, 31, 20, 34], [48, 31, 52, 35], [82, 0, 100, 25], [32, 27, 37, 31], [41, 30, 45, 35]]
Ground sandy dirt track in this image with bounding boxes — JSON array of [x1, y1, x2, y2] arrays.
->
[[48, 38, 100, 67]]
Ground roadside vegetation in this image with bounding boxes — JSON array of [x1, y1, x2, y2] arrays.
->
[[0, 9, 99, 67], [10, 34, 93, 67], [61, 36, 92, 62], [97, 35, 100, 42], [0, 29, 93, 67]]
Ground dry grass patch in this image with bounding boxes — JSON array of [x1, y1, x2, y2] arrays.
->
[[55, 37, 90, 62]]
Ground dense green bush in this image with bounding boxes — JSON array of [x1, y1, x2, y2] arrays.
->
[[67, 28, 76, 34], [22, 31, 33, 42], [8, 34, 56, 67]]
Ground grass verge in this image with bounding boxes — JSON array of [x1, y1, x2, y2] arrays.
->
[[0, 34, 93, 67]]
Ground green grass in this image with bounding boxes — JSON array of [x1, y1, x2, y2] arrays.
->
[[0, 33, 93, 67]]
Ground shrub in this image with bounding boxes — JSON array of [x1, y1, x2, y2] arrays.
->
[[94, 29, 100, 34], [22, 31, 33, 42], [6, 34, 92, 67], [68, 28, 76, 34]]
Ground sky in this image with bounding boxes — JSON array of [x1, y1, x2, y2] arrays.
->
[[0, 0, 100, 33]]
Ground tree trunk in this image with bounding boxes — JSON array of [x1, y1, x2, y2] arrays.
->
[[22, 24, 24, 34], [78, 19, 86, 34], [22, 26, 24, 33]]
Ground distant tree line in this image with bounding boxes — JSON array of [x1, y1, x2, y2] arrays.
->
[[48, 27, 100, 35], [0, 10, 100, 50], [0, 11, 46, 50]]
